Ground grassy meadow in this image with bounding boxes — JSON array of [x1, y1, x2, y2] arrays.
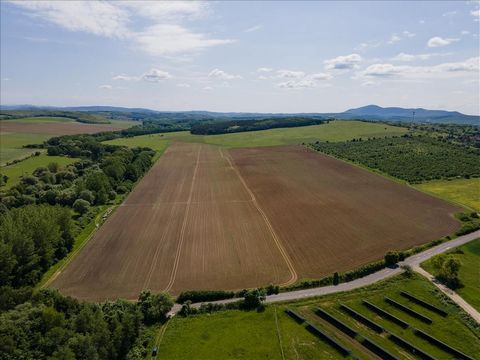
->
[[1, 154, 77, 189], [105, 120, 408, 151], [422, 238, 480, 312], [0, 132, 53, 165], [415, 178, 480, 212], [157, 273, 479, 360]]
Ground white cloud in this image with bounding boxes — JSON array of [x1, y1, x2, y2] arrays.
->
[[361, 81, 376, 86], [176, 83, 191, 88], [403, 31, 416, 38], [419, 19, 425, 24], [471, 9, 480, 17], [112, 69, 172, 82], [135, 24, 234, 56], [277, 73, 332, 89], [203, 86, 213, 91], [99, 84, 113, 90], [461, 30, 470, 35], [357, 57, 479, 79], [244, 25, 262, 33], [355, 41, 382, 52], [427, 36, 459, 47], [113, 74, 138, 81], [208, 68, 242, 80], [324, 54, 362, 70], [276, 70, 306, 78], [257, 67, 273, 73], [391, 52, 450, 62], [257, 75, 268, 80], [387, 34, 402, 44], [442, 11, 457, 17], [141, 69, 172, 82], [11, 1, 233, 57]]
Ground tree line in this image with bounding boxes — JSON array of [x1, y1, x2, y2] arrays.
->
[[191, 117, 328, 135]]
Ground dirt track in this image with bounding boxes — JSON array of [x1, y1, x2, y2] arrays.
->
[[50, 143, 461, 301], [0, 121, 125, 135]]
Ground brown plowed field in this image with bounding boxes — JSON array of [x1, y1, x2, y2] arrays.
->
[[229, 146, 461, 279], [50, 143, 461, 301], [0, 121, 125, 135], [50, 143, 294, 301]]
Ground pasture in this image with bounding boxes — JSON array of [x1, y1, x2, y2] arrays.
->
[[104, 120, 408, 149], [415, 178, 480, 212], [0, 154, 77, 189], [0, 117, 136, 164], [157, 274, 479, 359], [50, 142, 460, 301]]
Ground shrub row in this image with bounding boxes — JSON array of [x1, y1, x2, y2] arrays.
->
[[361, 336, 400, 360], [388, 332, 436, 360], [385, 297, 433, 324], [414, 328, 474, 360], [281, 260, 385, 292], [339, 304, 383, 333], [284, 308, 305, 324], [176, 290, 235, 304], [305, 323, 351, 356], [314, 307, 357, 338], [362, 300, 409, 328], [400, 291, 448, 317]]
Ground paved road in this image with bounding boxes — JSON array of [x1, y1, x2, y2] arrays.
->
[[170, 229, 480, 316]]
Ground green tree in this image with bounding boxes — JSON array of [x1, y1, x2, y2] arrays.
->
[[333, 272, 339, 285], [138, 290, 173, 324], [384, 251, 400, 267], [73, 199, 90, 215], [242, 288, 266, 309]]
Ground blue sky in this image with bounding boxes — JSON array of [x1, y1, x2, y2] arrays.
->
[[1, 1, 479, 114]]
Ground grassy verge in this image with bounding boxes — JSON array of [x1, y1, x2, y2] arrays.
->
[[421, 238, 480, 312], [158, 274, 479, 360], [36, 204, 116, 289]]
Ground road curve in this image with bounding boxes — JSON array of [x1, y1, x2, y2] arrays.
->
[[170, 229, 480, 315]]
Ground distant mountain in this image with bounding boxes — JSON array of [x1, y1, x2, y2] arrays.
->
[[339, 105, 479, 125], [1, 104, 478, 125]]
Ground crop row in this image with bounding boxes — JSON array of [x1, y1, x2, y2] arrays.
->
[[400, 291, 448, 317], [385, 297, 433, 324], [362, 300, 409, 328], [339, 304, 383, 333]]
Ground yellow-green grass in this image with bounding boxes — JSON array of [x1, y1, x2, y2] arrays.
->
[[0, 154, 77, 189], [108, 119, 139, 129], [105, 134, 172, 161], [158, 274, 479, 360], [415, 178, 480, 212], [0, 132, 54, 165], [158, 305, 351, 359], [422, 238, 480, 312], [105, 120, 407, 152]]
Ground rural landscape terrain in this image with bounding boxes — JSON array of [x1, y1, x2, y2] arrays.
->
[[1, 1, 479, 359]]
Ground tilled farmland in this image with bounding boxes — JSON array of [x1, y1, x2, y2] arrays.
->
[[50, 143, 461, 301]]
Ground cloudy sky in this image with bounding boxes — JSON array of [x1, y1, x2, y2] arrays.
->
[[1, 1, 479, 114]]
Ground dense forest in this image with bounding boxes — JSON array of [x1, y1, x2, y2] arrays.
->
[[311, 134, 480, 183], [0, 110, 110, 124], [0, 126, 175, 359], [191, 117, 327, 135]]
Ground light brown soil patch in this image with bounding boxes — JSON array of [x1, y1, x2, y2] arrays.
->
[[0, 121, 124, 135], [229, 146, 461, 279], [50, 143, 293, 301]]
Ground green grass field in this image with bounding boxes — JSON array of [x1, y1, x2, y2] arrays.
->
[[157, 274, 479, 359], [105, 120, 407, 152], [415, 178, 480, 212], [0, 154, 77, 189], [0, 132, 54, 165], [422, 238, 480, 313]]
